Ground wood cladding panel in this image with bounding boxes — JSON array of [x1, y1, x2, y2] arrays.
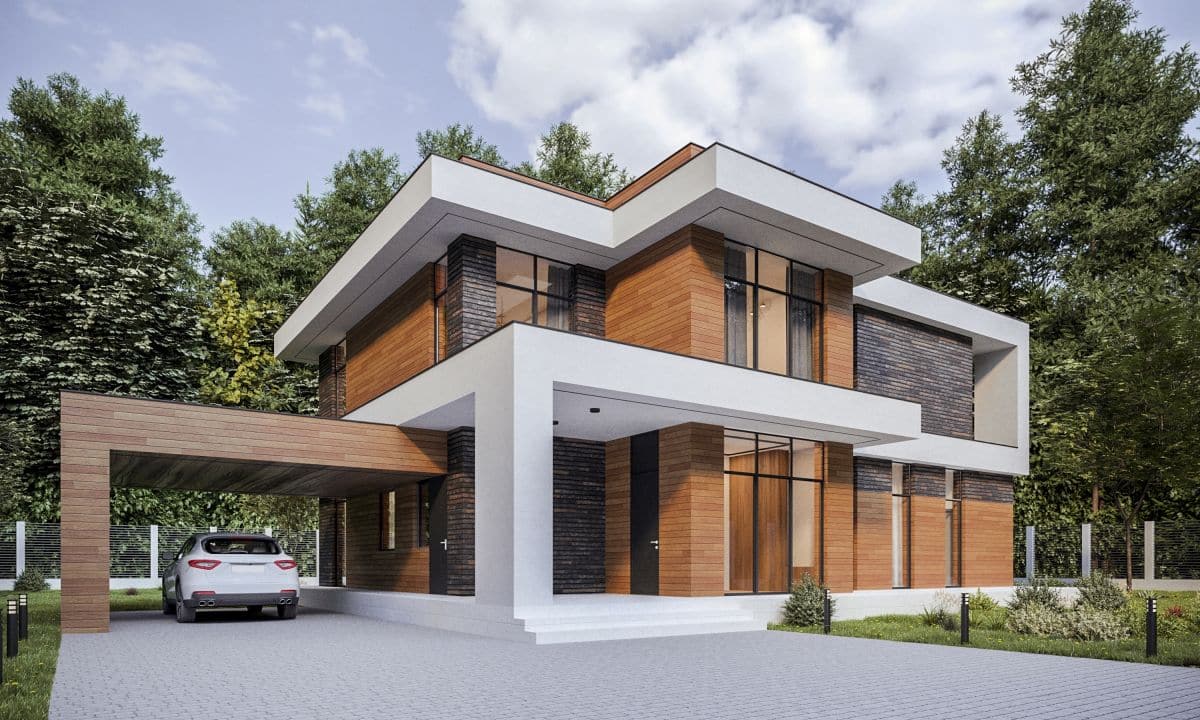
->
[[854, 490, 892, 590], [961, 499, 1014, 587], [345, 486, 429, 592], [822, 270, 854, 389], [58, 391, 447, 633], [605, 437, 631, 593], [605, 225, 725, 362], [909, 495, 947, 588], [822, 443, 854, 591], [345, 263, 435, 412], [658, 423, 724, 596]]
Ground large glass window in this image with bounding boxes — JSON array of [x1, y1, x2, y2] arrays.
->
[[724, 430, 822, 594], [945, 470, 961, 587], [434, 254, 448, 362], [495, 247, 571, 330], [891, 463, 908, 588], [724, 240, 821, 380]]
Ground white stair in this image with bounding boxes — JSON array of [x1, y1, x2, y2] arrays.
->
[[518, 604, 764, 643]]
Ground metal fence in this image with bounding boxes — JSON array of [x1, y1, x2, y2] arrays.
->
[[1016, 520, 1198, 582], [0, 522, 318, 583]]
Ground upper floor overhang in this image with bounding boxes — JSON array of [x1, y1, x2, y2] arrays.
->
[[276, 143, 921, 363]]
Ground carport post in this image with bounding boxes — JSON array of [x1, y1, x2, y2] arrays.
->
[[14, 521, 24, 576], [149, 525, 159, 580]]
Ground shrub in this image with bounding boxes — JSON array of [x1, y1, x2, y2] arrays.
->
[[14, 568, 49, 592], [1008, 577, 1061, 612], [920, 590, 959, 632], [969, 589, 998, 612], [123, 586, 140, 596], [1066, 607, 1129, 641], [1075, 571, 1126, 613], [1120, 592, 1191, 639], [1006, 604, 1068, 637], [972, 606, 1007, 631], [782, 573, 834, 626]]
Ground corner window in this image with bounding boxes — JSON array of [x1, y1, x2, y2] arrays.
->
[[724, 240, 821, 380], [416, 481, 430, 548], [434, 254, 448, 362], [495, 246, 571, 330]]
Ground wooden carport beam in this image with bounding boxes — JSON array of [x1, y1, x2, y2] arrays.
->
[[59, 391, 446, 633]]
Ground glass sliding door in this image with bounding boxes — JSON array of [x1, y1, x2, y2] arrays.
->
[[724, 430, 823, 593]]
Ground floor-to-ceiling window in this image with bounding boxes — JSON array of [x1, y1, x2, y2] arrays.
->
[[891, 463, 908, 588], [724, 430, 822, 594], [434, 253, 448, 362], [724, 240, 821, 380], [945, 470, 961, 587], [495, 246, 572, 329]]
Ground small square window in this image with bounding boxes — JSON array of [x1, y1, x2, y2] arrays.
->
[[496, 247, 535, 289], [497, 285, 533, 326]]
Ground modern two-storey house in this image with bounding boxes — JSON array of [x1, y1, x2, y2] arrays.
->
[[58, 143, 1026, 642]]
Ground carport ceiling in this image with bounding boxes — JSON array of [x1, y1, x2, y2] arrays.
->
[[110, 451, 433, 497]]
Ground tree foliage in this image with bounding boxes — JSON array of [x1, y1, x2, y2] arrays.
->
[[416, 122, 504, 165], [515, 122, 630, 199]]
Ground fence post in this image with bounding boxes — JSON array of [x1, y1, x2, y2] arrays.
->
[[149, 525, 159, 580], [314, 529, 320, 582], [14, 521, 25, 577], [264, 527, 272, 537], [1025, 526, 1036, 581], [1144, 521, 1155, 582], [1080, 523, 1091, 578], [209, 526, 217, 533]]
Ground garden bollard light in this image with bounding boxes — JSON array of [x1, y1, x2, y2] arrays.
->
[[960, 593, 970, 644], [18, 593, 28, 641], [5, 599, 16, 658], [822, 590, 831, 634], [1146, 597, 1157, 658]]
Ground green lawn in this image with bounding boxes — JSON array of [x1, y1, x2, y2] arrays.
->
[[771, 591, 1200, 668], [0, 588, 159, 720]]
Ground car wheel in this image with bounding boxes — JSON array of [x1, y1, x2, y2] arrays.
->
[[162, 592, 175, 616], [246, 605, 263, 616], [175, 587, 196, 623], [277, 603, 298, 620]]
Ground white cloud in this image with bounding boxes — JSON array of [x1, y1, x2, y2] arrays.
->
[[24, 1, 67, 25], [301, 91, 347, 124], [448, 0, 1078, 193], [96, 40, 244, 125], [312, 24, 381, 76]]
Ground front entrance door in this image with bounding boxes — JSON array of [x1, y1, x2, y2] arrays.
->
[[427, 476, 448, 594], [629, 431, 659, 595]]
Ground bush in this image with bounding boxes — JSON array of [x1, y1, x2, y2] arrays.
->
[[123, 586, 140, 596], [782, 573, 833, 626], [972, 606, 1007, 631], [1066, 607, 1129, 641], [14, 568, 49, 592], [1008, 577, 1061, 612], [1006, 604, 1068, 637], [969, 589, 998, 612], [1075, 571, 1125, 613], [919, 590, 959, 632], [1120, 592, 1191, 639]]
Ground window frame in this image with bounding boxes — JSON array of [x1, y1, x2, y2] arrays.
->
[[494, 245, 573, 329], [433, 253, 448, 363], [723, 239, 823, 381]]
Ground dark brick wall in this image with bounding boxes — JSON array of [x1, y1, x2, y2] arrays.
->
[[957, 471, 1014, 503], [447, 235, 496, 356], [855, 306, 974, 439], [318, 498, 345, 586], [446, 427, 475, 595], [854, 457, 893, 493], [570, 265, 606, 337], [904, 464, 947, 497], [317, 344, 346, 419], [554, 437, 606, 593]]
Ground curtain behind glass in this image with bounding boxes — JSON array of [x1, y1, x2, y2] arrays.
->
[[789, 298, 816, 380], [543, 263, 573, 329], [725, 246, 749, 366]]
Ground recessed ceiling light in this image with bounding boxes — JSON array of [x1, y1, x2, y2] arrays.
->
[[553, 420, 559, 426], [589, 407, 600, 414]]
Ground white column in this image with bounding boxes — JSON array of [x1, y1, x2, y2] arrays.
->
[[209, 526, 217, 533], [1144, 520, 1155, 581], [264, 527, 272, 537], [314, 529, 320, 582], [1025, 525, 1035, 581], [1080, 523, 1091, 578], [473, 354, 555, 608], [149, 525, 159, 579], [15, 520, 26, 576]]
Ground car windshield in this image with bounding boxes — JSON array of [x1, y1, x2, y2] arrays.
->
[[202, 537, 280, 555]]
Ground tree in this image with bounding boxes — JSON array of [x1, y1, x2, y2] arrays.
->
[[293, 148, 406, 288], [0, 419, 32, 519], [416, 122, 504, 165], [204, 220, 306, 311], [515, 122, 630, 199]]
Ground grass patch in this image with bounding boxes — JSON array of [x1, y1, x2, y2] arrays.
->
[[771, 591, 1200, 668], [0, 588, 159, 720]]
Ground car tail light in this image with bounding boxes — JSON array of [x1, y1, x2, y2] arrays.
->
[[188, 559, 221, 570], [281, 589, 297, 595], [274, 559, 297, 570], [192, 590, 215, 596]]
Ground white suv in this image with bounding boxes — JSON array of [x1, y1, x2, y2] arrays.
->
[[162, 533, 300, 622]]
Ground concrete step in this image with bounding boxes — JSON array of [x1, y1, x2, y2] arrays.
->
[[521, 608, 764, 643]]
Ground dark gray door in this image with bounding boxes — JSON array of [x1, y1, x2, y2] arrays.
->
[[428, 477, 448, 594], [629, 431, 659, 595]]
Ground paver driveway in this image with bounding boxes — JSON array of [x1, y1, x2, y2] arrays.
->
[[51, 609, 1199, 719]]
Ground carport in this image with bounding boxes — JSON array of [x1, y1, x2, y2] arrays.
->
[[58, 390, 446, 633]]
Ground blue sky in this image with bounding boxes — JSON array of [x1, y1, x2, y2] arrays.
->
[[2, 1, 1197, 248]]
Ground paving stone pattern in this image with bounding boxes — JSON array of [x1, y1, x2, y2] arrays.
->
[[51, 610, 1200, 720]]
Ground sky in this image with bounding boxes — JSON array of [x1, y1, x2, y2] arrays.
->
[[1, 1, 1197, 248]]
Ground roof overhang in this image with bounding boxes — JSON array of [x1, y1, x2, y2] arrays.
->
[[276, 144, 921, 363]]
